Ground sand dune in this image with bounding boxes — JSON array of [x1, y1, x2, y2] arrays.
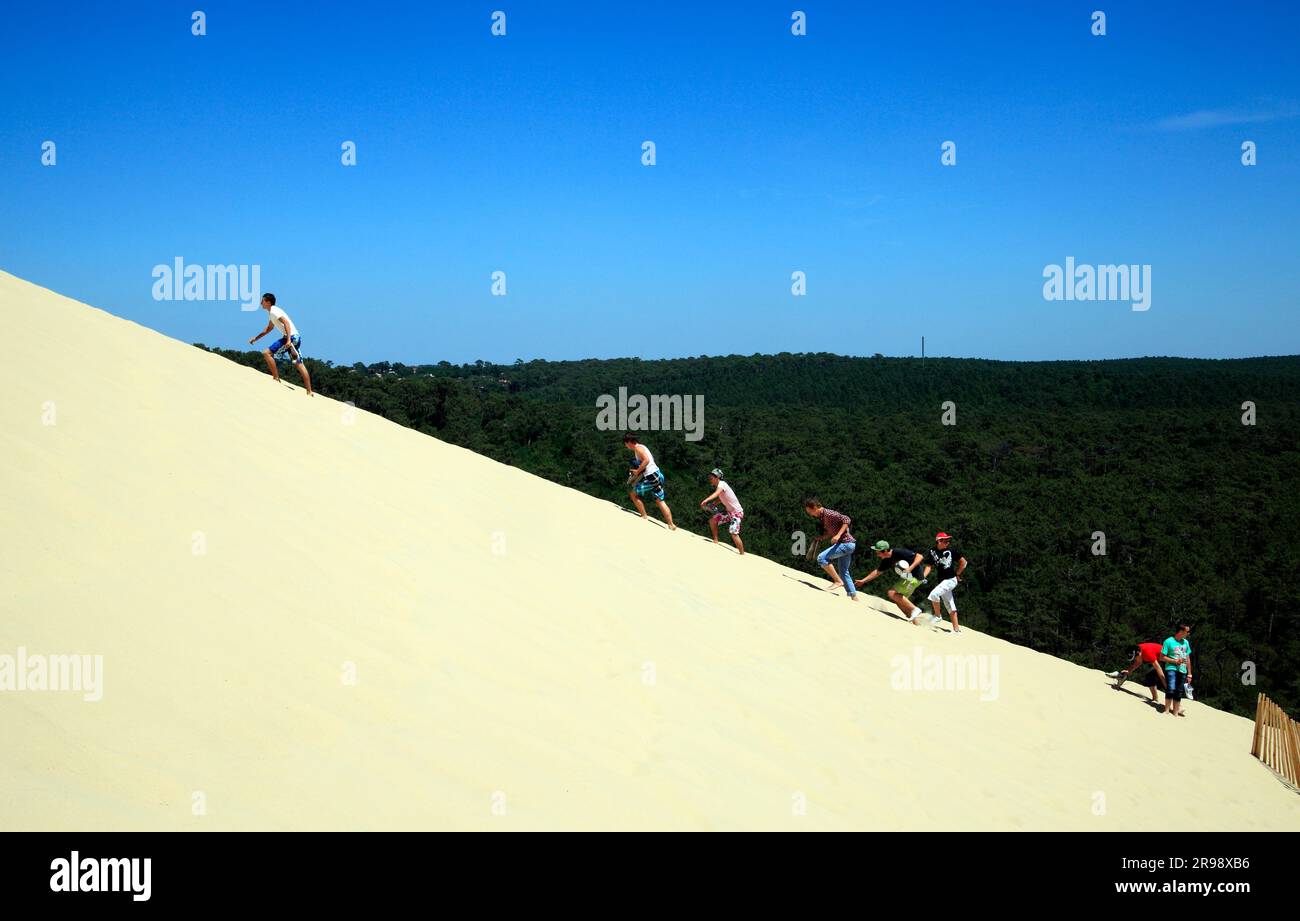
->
[[1, 270, 1296, 830]]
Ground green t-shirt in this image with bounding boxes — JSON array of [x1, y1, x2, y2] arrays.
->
[[1162, 637, 1191, 674]]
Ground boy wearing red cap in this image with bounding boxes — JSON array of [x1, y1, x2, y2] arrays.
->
[[922, 532, 967, 633]]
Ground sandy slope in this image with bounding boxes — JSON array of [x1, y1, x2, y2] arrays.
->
[[0, 270, 1295, 831]]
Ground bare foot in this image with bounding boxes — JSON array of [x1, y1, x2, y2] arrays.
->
[[849, 594, 859, 602]]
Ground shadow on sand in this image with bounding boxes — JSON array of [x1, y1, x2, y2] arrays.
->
[[1107, 679, 1166, 713]]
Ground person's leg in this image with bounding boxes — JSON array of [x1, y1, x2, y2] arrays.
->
[[926, 582, 946, 622], [629, 491, 648, 518], [837, 555, 857, 600], [887, 589, 917, 621], [655, 498, 675, 530], [708, 517, 720, 543], [1161, 669, 1175, 713], [729, 520, 745, 554], [261, 349, 280, 381], [937, 580, 959, 632], [836, 545, 857, 598], [817, 545, 845, 589], [295, 361, 313, 396]]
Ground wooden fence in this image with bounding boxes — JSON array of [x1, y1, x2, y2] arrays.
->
[[1251, 693, 1300, 790]]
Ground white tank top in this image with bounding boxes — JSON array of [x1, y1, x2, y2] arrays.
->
[[639, 445, 660, 476]]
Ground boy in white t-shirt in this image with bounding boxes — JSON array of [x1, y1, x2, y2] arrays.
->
[[249, 293, 313, 396], [700, 468, 744, 555]]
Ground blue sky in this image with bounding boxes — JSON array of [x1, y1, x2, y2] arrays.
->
[[2, 1, 1297, 364]]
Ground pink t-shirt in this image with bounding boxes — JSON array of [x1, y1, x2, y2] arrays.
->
[[716, 481, 743, 516]]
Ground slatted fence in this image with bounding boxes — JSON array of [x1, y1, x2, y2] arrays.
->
[[1251, 694, 1300, 791]]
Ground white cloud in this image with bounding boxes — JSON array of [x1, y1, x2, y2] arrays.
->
[[1155, 106, 1297, 131]]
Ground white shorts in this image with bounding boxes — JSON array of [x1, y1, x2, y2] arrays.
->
[[928, 577, 959, 613]]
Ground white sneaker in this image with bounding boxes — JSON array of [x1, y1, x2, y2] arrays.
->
[[928, 615, 942, 626]]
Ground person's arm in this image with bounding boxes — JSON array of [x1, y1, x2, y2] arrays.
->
[[1117, 654, 1142, 679], [700, 488, 721, 508], [908, 552, 923, 574], [955, 556, 967, 581], [922, 564, 932, 580], [249, 321, 273, 344], [853, 569, 880, 588]]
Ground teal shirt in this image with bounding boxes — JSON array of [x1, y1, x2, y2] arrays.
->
[[1162, 636, 1191, 674]]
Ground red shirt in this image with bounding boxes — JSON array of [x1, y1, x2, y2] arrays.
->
[[818, 509, 855, 545], [1138, 642, 1162, 664]]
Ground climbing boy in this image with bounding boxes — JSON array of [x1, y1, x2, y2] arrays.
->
[[249, 293, 313, 396]]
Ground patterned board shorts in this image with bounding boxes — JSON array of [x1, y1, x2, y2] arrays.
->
[[269, 333, 303, 362], [633, 470, 665, 501], [711, 509, 744, 535]]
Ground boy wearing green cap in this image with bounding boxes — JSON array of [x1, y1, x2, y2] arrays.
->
[[856, 541, 926, 623]]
